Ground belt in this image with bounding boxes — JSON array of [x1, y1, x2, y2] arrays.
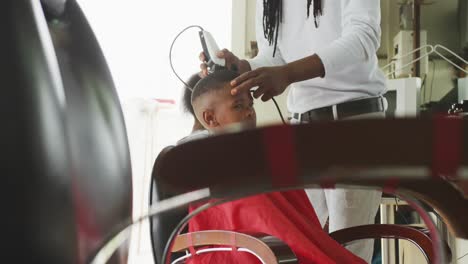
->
[[292, 97, 385, 122]]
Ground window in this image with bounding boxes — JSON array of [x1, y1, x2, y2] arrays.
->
[[78, 0, 232, 100], [77, 1, 233, 262]]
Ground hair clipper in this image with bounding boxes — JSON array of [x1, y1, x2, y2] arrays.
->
[[199, 30, 237, 73]]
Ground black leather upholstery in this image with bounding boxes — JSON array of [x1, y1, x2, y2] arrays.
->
[[49, 1, 133, 262], [41, 0, 67, 17], [1, 0, 132, 262], [1, 1, 76, 262], [150, 146, 188, 263]]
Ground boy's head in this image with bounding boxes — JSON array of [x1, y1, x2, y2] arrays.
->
[[191, 70, 256, 131]]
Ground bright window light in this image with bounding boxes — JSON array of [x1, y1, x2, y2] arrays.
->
[[78, 0, 232, 101]]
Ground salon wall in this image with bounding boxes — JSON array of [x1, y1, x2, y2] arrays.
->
[[379, 0, 461, 106], [458, 238, 468, 264], [237, 0, 463, 126], [379, 0, 461, 57]]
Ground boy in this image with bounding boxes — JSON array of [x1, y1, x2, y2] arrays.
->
[[185, 70, 365, 264], [191, 70, 256, 132], [178, 70, 256, 144]]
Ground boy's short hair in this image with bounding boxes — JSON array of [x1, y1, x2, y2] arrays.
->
[[182, 73, 202, 117], [191, 70, 239, 103]]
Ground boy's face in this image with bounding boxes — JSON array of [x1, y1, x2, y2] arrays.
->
[[209, 83, 256, 129]]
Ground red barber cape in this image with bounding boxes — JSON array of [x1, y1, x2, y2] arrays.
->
[[187, 190, 365, 264]]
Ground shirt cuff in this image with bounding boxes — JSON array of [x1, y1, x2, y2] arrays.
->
[[315, 46, 339, 78]]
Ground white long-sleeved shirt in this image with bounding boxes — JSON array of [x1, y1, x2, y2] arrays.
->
[[247, 0, 387, 114]]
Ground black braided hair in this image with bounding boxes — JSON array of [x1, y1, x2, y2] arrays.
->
[[263, 0, 322, 57]]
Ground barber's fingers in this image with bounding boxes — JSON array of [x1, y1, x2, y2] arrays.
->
[[199, 63, 208, 77], [216, 48, 234, 59], [217, 49, 240, 70], [199, 51, 206, 62], [198, 51, 209, 77], [199, 62, 207, 71], [201, 48, 241, 73], [230, 70, 260, 95], [216, 49, 228, 58], [252, 85, 267, 99], [231, 74, 262, 96]]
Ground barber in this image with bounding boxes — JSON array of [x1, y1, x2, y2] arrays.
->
[[200, 0, 386, 262]]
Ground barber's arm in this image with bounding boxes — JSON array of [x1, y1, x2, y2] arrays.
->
[[315, 0, 381, 75], [232, 0, 381, 101]]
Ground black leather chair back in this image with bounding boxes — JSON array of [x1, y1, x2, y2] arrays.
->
[[1, 0, 132, 262], [149, 146, 188, 263], [2, 1, 76, 262], [48, 1, 133, 262]]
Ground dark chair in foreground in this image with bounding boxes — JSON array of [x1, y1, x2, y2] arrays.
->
[[150, 119, 466, 262], [152, 120, 468, 263], [2, 0, 132, 262]]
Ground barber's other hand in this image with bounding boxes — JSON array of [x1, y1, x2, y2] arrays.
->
[[230, 66, 291, 102], [199, 49, 251, 77]]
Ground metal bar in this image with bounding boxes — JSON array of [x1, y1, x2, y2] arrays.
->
[[413, 0, 421, 77], [381, 204, 397, 264]]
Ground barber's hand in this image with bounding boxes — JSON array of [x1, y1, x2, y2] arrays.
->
[[199, 49, 251, 77], [230, 66, 291, 102]]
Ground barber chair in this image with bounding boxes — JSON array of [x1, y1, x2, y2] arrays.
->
[[2, 0, 132, 263], [149, 119, 466, 263]]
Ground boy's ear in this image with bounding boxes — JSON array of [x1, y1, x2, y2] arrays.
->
[[202, 109, 219, 128]]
